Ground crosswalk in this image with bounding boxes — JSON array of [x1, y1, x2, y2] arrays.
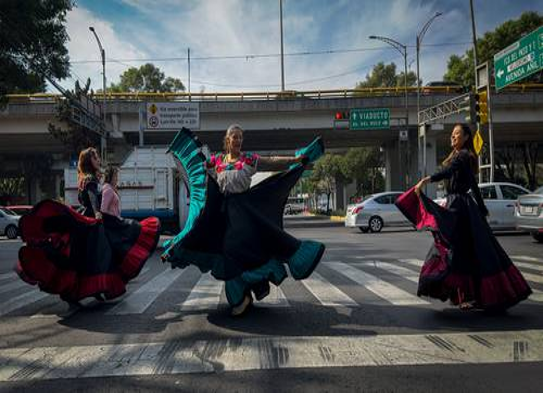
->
[[0, 329, 541, 382], [0, 254, 541, 318]]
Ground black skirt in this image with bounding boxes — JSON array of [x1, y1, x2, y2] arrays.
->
[[16, 200, 160, 302], [395, 187, 532, 310], [161, 128, 326, 307]]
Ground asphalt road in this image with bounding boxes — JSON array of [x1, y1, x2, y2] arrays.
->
[[0, 225, 542, 392]]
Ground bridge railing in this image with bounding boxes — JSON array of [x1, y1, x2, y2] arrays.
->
[[5, 84, 542, 104]]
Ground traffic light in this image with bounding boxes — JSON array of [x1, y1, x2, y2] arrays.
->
[[476, 90, 488, 124], [463, 90, 489, 125], [335, 111, 350, 120]]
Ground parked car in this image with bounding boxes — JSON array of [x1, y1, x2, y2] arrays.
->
[[477, 182, 530, 230], [0, 207, 21, 239], [434, 182, 530, 230], [515, 186, 543, 243], [345, 192, 411, 233], [284, 197, 306, 215], [6, 205, 33, 216]]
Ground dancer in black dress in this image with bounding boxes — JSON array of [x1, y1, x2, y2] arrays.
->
[[16, 147, 161, 305], [162, 125, 326, 316], [395, 124, 531, 310]]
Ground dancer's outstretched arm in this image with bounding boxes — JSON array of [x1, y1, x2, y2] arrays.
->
[[258, 155, 305, 171]]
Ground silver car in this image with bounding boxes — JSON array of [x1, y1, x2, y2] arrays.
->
[[345, 192, 411, 233], [0, 207, 20, 239], [435, 182, 530, 230], [515, 186, 543, 243]]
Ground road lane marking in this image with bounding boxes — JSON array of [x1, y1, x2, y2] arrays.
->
[[356, 260, 420, 283], [0, 330, 540, 381], [325, 261, 428, 305], [513, 261, 543, 272], [106, 269, 183, 315], [300, 271, 358, 307], [180, 274, 223, 312], [0, 290, 50, 317], [512, 255, 543, 263], [255, 285, 290, 308]]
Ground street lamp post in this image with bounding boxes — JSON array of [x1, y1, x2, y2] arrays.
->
[[89, 26, 107, 162], [416, 12, 442, 177], [279, 0, 285, 91], [369, 35, 409, 189]]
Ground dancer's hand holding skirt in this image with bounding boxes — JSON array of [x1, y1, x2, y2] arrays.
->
[[16, 201, 160, 302], [161, 128, 326, 308]]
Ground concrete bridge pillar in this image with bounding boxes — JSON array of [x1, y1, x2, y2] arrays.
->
[[385, 140, 401, 191]]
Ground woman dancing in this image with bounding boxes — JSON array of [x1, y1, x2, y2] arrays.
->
[[16, 148, 160, 305], [395, 124, 531, 311], [162, 125, 326, 316]]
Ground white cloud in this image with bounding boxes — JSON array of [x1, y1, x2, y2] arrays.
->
[[61, 6, 147, 91], [53, 0, 529, 93]]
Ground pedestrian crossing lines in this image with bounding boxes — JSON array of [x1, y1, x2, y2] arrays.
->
[[0, 329, 541, 382], [0, 255, 542, 317]]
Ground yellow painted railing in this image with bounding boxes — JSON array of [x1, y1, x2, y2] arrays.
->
[[5, 84, 542, 103]]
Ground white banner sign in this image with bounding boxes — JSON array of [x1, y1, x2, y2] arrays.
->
[[146, 102, 200, 130]]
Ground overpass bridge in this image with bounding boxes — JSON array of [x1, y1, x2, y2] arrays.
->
[[0, 86, 542, 204]]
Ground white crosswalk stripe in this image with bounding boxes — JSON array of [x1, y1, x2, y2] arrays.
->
[[356, 259, 420, 283], [513, 261, 543, 272], [512, 255, 543, 263], [0, 329, 540, 381], [0, 279, 31, 295], [325, 261, 429, 305], [180, 273, 223, 311], [300, 271, 358, 307], [0, 272, 15, 281], [255, 285, 290, 308], [106, 269, 183, 315], [2, 253, 543, 317], [519, 270, 542, 284], [0, 289, 50, 317]]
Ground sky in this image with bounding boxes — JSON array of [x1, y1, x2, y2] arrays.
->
[[59, 0, 543, 93]]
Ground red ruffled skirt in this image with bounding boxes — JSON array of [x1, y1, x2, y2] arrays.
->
[[15, 200, 160, 302], [395, 187, 532, 310]]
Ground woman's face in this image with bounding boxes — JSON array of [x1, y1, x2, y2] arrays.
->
[[450, 126, 468, 150], [227, 129, 243, 155], [91, 151, 101, 171]]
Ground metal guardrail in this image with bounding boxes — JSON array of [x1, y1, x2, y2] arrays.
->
[[5, 84, 542, 103]]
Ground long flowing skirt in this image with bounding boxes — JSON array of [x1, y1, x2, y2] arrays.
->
[[395, 187, 532, 310], [162, 128, 326, 307], [16, 200, 160, 302]]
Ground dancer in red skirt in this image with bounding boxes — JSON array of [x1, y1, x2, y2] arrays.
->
[[395, 124, 531, 311], [16, 147, 160, 305]]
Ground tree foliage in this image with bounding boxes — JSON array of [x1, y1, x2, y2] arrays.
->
[[308, 147, 385, 211], [444, 11, 543, 86], [48, 78, 101, 154], [0, 0, 72, 104], [109, 63, 185, 93], [356, 62, 418, 89]]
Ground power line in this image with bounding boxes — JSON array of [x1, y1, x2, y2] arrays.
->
[[191, 53, 403, 89], [70, 41, 473, 64]]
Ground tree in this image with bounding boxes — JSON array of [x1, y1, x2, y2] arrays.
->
[[309, 154, 347, 212], [109, 63, 186, 93], [0, 0, 72, 104], [356, 62, 418, 89], [444, 11, 543, 86], [48, 78, 101, 154], [340, 147, 385, 197]]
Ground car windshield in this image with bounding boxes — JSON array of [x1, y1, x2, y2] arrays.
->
[[534, 187, 543, 195], [0, 208, 17, 216]]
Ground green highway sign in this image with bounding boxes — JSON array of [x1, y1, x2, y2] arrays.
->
[[494, 26, 543, 90], [350, 108, 390, 130]]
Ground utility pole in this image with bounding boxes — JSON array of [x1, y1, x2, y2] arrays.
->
[[416, 12, 442, 177], [369, 35, 409, 189], [279, 0, 285, 91], [89, 26, 107, 163], [187, 47, 191, 100]]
